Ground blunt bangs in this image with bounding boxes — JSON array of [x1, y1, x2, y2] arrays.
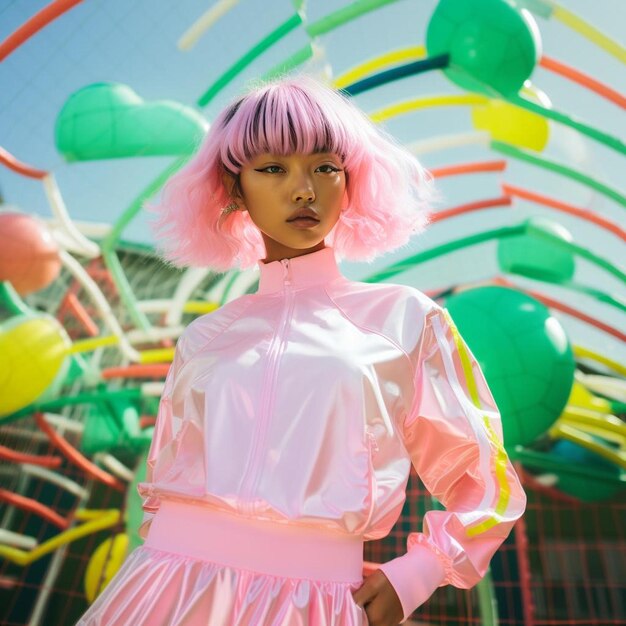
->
[[220, 81, 348, 173]]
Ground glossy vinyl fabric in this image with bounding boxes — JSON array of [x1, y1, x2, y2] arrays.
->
[[76, 245, 526, 625]]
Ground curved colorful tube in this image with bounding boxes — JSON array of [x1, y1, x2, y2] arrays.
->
[[197, 12, 303, 107], [502, 183, 626, 241], [101, 155, 190, 333], [96, 452, 134, 482], [143, 298, 217, 319], [101, 364, 170, 379], [573, 345, 626, 378], [261, 42, 316, 82], [408, 130, 491, 155], [369, 93, 488, 123], [561, 408, 626, 443], [59, 250, 140, 362], [549, 422, 626, 470], [0, 529, 37, 550], [22, 464, 88, 499], [306, 0, 400, 38], [0, 148, 97, 257], [62, 292, 99, 336], [516, 285, 625, 343], [164, 266, 211, 326], [197, 0, 402, 106], [510, 449, 625, 495], [365, 221, 626, 312], [139, 348, 176, 365], [333, 45, 425, 89], [42, 174, 100, 258], [539, 55, 626, 109], [431, 195, 513, 222], [0, 282, 32, 317], [342, 54, 449, 96], [505, 92, 626, 156], [0, 509, 120, 566], [577, 373, 626, 403], [551, 3, 626, 64], [0, 0, 83, 62], [0, 445, 61, 468], [178, 0, 240, 51], [0, 489, 68, 529], [492, 141, 626, 208], [430, 159, 507, 178], [0, 146, 48, 178], [364, 224, 526, 282], [34, 413, 125, 491]]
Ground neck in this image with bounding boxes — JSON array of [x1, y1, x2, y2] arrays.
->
[[256, 246, 342, 295]]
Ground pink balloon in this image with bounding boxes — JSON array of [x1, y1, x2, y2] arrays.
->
[[0, 213, 61, 295]]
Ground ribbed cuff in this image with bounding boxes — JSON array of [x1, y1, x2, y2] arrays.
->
[[377, 541, 448, 623]]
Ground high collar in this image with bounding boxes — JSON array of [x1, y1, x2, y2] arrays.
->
[[256, 246, 342, 295]]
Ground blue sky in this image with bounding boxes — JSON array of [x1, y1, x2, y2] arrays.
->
[[1, 0, 624, 361]]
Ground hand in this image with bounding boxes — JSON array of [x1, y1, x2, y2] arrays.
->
[[351, 569, 404, 626]]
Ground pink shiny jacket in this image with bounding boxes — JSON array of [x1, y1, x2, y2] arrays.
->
[[137, 245, 527, 623]]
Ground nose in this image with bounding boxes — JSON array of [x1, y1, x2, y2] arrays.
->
[[292, 172, 315, 204]]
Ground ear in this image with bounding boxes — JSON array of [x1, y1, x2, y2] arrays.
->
[[221, 171, 244, 205]]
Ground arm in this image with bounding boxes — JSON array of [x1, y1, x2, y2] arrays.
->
[[137, 337, 186, 539], [378, 304, 527, 623]]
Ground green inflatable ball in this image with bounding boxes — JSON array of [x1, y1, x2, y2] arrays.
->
[[498, 216, 576, 283], [444, 286, 575, 448], [426, 0, 542, 97]]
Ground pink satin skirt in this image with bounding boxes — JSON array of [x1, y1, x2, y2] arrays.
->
[[76, 500, 368, 625]]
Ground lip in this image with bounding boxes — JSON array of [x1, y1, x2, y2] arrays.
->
[[287, 207, 320, 222], [287, 217, 320, 229]]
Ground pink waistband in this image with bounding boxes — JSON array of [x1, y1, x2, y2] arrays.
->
[[145, 500, 364, 583]]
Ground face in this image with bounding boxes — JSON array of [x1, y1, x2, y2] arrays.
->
[[223, 152, 347, 264]]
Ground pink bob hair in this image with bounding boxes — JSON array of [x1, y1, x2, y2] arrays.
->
[[147, 73, 436, 272]]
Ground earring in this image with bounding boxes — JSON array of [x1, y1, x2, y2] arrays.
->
[[222, 202, 240, 217]]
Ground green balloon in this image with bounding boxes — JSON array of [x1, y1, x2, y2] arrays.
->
[[55, 83, 209, 162], [426, 0, 541, 96], [498, 217, 576, 283], [444, 286, 575, 448]]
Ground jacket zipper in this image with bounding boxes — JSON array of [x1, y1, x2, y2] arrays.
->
[[239, 258, 294, 516]]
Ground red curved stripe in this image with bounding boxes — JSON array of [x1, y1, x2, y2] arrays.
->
[[0, 0, 84, 62], [34, 412, 125, 492], [540, 55, 626, 109], [0, 488, 68, 529], [432, 195, 513, 222], [0, 445, 62, 468], [502, 183, 626, 241], [102, 365, 171, 380], [431, 160, 507, 179], [491, 276, 626, 342]]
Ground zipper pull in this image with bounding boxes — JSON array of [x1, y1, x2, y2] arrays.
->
[[281, 258, 291, 286]]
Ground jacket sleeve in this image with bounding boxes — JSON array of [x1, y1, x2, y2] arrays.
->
[[378, 304, 527, 623], [137, 336, 187, 540]]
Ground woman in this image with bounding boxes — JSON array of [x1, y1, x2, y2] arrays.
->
[[77, 74, 526, 626]]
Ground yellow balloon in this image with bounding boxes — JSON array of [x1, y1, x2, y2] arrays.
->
[[84, 533, 129, 603], [0, 315, 70, 418], [471, 99, 549, 152]]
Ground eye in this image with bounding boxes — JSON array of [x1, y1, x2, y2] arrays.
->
[[316, 164, 341, 173], [256, 165, 284, 174]]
